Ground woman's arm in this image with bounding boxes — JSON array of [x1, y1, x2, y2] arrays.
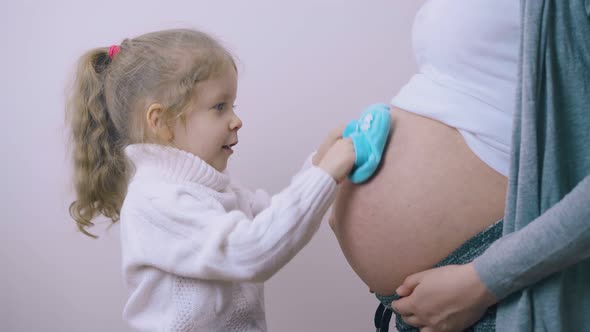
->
[[474, 174, 590, 299]]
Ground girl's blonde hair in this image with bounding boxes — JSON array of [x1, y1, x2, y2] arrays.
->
[[67, 29, 236, 237]]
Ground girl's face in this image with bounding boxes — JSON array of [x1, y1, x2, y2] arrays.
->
[[171, 66, 242, 172]]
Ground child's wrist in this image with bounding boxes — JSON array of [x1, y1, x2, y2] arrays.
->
[[311, 153, 320, 166]]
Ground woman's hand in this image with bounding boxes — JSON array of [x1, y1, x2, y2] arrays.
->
[[391, 263, 497, 332]]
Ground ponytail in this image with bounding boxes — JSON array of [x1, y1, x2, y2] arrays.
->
[[66, 48, 128, 238]]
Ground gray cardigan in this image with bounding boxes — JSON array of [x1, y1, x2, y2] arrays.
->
[[473, 0, 590, 330]]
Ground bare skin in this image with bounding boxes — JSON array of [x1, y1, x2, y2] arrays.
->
[[330, 106, 507, 295]]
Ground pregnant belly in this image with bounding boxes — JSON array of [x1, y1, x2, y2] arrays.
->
[[330, 106, 507, 295]]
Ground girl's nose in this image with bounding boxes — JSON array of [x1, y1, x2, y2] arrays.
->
[[230, 114, 242, 130]]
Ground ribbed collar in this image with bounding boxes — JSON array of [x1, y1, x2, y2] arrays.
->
[[124, 144, 230, 191]]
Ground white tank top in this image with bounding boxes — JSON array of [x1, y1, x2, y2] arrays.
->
[[391, 0, 520, 176]]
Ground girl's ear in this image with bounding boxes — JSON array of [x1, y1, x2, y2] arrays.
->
[[146, 103, 174, 141]]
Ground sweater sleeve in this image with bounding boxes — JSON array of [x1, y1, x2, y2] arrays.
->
[[473, 174, 590, 300], [247, 152, 317, 216], [121, 166, 336, 283]]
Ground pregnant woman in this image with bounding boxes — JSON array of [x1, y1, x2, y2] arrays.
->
[[330, 0, 519, 330]]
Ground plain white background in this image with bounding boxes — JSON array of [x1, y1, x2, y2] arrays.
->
[[1, 1, 424, 331]]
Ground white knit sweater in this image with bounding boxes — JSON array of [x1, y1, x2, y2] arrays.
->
[[120, 144, 337, 331]]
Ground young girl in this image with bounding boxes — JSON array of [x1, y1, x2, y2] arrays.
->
[[67, 29, 355, 331]]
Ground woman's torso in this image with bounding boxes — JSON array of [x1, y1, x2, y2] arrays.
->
[[330, 0, 519, 295], [331, 107, 507, 294]]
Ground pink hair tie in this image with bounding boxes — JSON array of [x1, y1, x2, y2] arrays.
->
[[108, 45, 121, 60]]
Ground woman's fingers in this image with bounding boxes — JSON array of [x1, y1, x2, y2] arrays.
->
[[396, 271, 425, 296], [391, 296, 414, 316], [400, 314, 423, 328]]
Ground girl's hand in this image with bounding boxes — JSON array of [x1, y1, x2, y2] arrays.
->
[[318, 138, 356, 183], [391, 263, 497, 332], [313, 125, 346, 166]]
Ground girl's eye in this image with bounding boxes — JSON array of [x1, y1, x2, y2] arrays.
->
[[213, 103, 226, 111]]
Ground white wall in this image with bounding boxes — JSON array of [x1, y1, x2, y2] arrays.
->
[[0, 1, 424, 331]]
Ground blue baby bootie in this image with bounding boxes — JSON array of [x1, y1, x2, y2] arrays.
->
[[343, 103, 391, 183]]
